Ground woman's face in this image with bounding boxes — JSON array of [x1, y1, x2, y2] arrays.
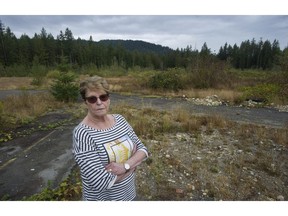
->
[[85, 89, 110, 118]]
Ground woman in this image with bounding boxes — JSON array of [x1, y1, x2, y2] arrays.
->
[[72, 76, 149, 201]]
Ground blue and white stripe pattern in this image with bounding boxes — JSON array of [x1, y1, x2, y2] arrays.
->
[[73, 114, 148, 201]]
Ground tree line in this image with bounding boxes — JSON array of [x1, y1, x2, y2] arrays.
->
[[0, 20, 287, 77]]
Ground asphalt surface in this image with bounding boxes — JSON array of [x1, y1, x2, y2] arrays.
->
[[0, 91, 287, 200], [0, 90, 47, 100], [0, 112, 78, 200], [111, 93, 288, 128]]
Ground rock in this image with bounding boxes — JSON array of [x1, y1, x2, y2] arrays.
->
[[276, 105, 288, 112], [187, 95, 223, 106], [277, 195, 284, 201], [176, 188, 184, 194]]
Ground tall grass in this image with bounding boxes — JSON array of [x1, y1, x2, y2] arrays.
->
[[0, 77, 34, 90], [0, 92, 65, 131], [110, 102, 231, 139]]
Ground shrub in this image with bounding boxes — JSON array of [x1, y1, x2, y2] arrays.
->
[[31, 65, 47, 86], [30, 56, 48, 86], [0, 101, 6, 131], [46, 70, 61, 79], [279, 83, 288, 104], [1, 64, 30, 77], [148, 68, 184, 91], [50, 72, 79, 102], [241, 83, 280, 104], [189, 58, 231, 89]]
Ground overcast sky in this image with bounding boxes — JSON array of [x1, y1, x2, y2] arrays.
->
[[1, 1, 287, 53]]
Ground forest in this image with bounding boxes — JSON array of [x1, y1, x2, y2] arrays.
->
[[1, 20, 288, 77]]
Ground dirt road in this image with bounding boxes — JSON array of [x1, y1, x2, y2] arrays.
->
[[0, 92, 287, 200]]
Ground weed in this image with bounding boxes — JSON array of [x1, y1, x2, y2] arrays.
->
[[240, 83, 281, 104], [23, 166, 82, 201]]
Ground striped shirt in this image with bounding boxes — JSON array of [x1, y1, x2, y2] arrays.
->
[[72, 114, 148, 201]]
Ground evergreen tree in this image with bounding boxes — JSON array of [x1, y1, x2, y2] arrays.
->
[[271, 39, 281, 67], [200, 42, 211, 57], [261, 40, 272, 69], [2, 27, 18, 67], [0, 20, 8, 66], [46, 33, 56, 66], [32, 30, 48, 66], [257, 38, 264, 69], [18, 34, 32, 66], [64, 28, 74, 64]]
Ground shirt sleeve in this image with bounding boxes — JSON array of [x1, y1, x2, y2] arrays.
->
[[120, 115, 149, 158], [73, 127, 117, 191]]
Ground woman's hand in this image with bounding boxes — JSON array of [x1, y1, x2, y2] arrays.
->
[[105, 162, 127, 175], [115, 167, 136, 183], [105, 162, 136, 183]]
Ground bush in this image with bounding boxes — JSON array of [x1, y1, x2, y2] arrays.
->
[[31, 65, 47, 86], [279, 83, 288, 104], [189, 58, 230, 89], [50, 72, 79, 102], [241, 83, 281, 104], [46, 70, 61, 79], [0, 64, 31, 77], [148, 68, 184, 91], [0, 101, 5, 131]]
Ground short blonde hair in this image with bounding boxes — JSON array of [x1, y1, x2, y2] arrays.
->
[[79, 76, 110, 99]]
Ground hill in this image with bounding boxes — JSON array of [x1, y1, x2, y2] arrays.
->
[[98, 39, 174, 55]]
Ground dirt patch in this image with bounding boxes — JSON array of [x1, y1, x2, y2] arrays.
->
[[136, 129, 287, 201]]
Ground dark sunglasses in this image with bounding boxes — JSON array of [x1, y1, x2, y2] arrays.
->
[[85, 94, 109, 103]]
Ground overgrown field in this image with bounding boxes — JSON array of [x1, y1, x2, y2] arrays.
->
[[0, 71, 287, 201], [22, 102, 288, 201]]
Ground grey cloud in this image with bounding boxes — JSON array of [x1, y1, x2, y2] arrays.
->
[[0, 15, 287, 51]]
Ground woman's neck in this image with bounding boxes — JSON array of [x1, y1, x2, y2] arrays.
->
[[84, 113, 113, 130], [87, 113, 108, 123]]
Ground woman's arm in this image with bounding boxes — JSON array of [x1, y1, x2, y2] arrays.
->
[[114, 167, 136, 183], [105, 150, 147, 175]]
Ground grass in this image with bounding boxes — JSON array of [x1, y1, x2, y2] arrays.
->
[[0, 91, 72, 138], [0, 77, 34, 90]]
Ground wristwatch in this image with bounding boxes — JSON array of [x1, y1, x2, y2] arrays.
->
[[124, 163, 130, 172]]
